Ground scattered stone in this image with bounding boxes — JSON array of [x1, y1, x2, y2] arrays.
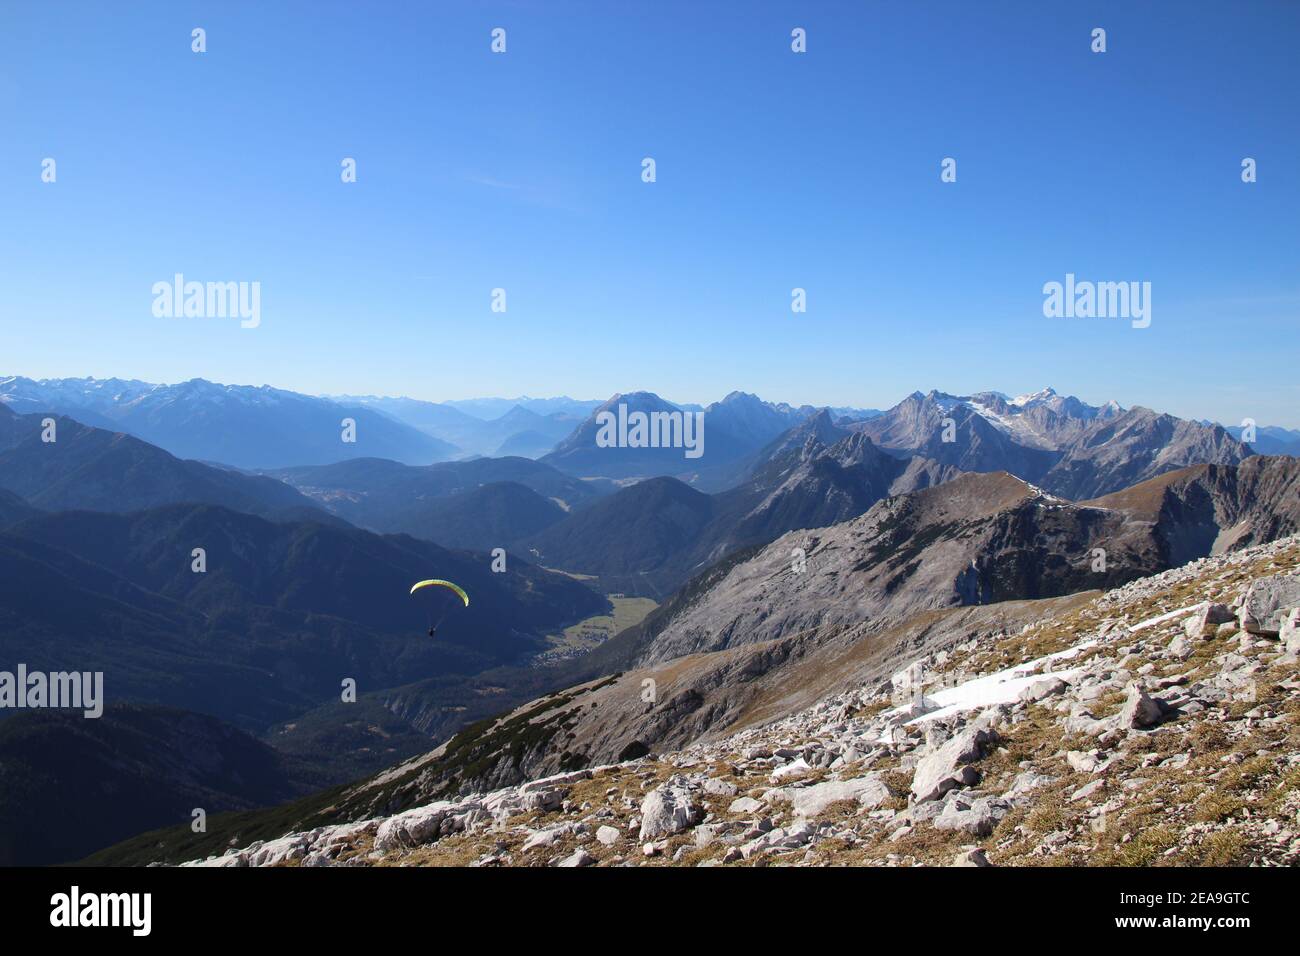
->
[[1183, 603, 1235, 639], [1281, 609, 1300, 658], [1239, 576, 1300, 636], [770, 757, 813, 782], [1019, 676, 1068, 703], [729, 796, 764, 814], [933, 797, 998, 837], [639, 783, 704, 840], [1066, 750, 1102, 773], [1003, 771, 1056, 801], [1069, 779, 1105, 802], [1118, 683, 1162, 729], [910, 726, 998, 803], [787, 774, 893, 818], [703, 778, 738, 797]]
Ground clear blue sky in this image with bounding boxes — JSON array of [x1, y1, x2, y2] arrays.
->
[[2, 1, 1297, 425]]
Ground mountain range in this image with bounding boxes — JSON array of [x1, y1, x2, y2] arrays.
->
[[849, 388, 1254, 500], [0, 404, 321, 520], [4, 377, 1287, 486], [380, 457, 1300, 797], [2, 375, 1297, 867], [92, 454, 1300, 863], [519, 413, 961, 596]]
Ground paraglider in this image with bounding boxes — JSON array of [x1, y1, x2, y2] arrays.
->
[[409, 579, 469, 638]]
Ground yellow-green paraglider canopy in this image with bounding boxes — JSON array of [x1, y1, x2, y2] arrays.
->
[[409, 579, 469, 607]]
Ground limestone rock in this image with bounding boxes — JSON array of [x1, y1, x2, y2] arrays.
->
[[1118, 683, 1162, 729], [1239, 575, 1300, 636], [1019, 676, 1068, 703], [787, 774, 893, 818], [951, 848, 991, 867], [1182, 603, 1234, 639], [638, 783, 703, 840], [910, 726, 998, 803]]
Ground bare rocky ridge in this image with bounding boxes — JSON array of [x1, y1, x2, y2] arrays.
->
[[177, 533, 1300, 868], [853, 390, 1254, 500], [642, 457, 1300, 669], [522, 421, 960, 597]]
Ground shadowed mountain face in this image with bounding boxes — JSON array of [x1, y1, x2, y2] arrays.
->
[[542, 391, 709, 480], [1085, 455, 1300, 565], [521, 417, 961, 597], [522, 477, 717, 590], [397, 481, 568, 551], [0, 489, 39, 527], [632, 458, 1300, 668], [0, 405, 319, 519], [1, 504, 608, 729], [267, 455, 602, 538], [541, 391, 817, 489], [0, 377, 456, 469], [0, 704, 325, 866], [852, 390, 1253, 499], [264, 413, 951, 583]]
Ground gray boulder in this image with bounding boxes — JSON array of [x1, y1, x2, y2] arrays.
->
[[1239, 575, 1300, 636], [1019, 676, 1068, 703], [1183, 603, 1234, 639], [373, 801, 458, 851], [951, 848, 991, 867], [910, 726, 998, 803], [703, 777, 738, 797], [1118, 683, 1162, 729], [933, 797, 999, 837], [639, 783, 703, 840], [1282, 608, 1300, 659], [787, 774, 894, 818], [556, 848, 596, 868], [728, 796, 764, 814]]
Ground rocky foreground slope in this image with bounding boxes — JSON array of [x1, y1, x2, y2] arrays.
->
[[181, 534, 1300, 868]]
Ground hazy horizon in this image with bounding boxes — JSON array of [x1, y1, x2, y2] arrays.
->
[[3, 1, 1297, 427], [4, 371, 1296, 433]]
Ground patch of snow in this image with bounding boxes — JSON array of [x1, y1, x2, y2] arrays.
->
[[1128, 602, 1208, 633], [883, 640, 1098, 729], [1009, 387, 1057, 408]]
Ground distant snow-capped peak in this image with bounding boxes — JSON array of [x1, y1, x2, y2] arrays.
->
[[1009, 387, 1058, 407]]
